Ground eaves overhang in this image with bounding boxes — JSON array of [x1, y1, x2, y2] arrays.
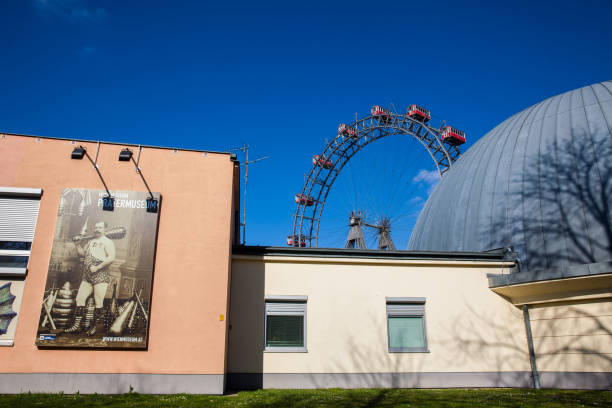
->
[[488, 261, 612, 306]]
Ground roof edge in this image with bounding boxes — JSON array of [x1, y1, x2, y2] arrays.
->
[[487, 260, 612, 287], [233, 245, 517, 262], [1, 131, 232, 156]]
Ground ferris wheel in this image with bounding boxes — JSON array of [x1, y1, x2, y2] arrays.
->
[[288, 104, 466, 249]]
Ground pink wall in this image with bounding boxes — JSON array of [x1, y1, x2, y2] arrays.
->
[[0, 134, 237, 375]]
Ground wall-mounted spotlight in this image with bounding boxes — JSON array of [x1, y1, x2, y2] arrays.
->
[[118, 148, 133, 162], [69, 145, 114, 211], [71, 146, 86, 159], [118, 147, 159, 213]]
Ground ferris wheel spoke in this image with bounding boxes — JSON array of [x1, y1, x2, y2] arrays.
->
[[290, 104, 466, 249]]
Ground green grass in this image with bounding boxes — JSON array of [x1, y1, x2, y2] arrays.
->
[[2, 388, 611, 408]]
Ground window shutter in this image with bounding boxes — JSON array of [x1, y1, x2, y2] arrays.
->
[[387, 303, 424, 316], [266, 302, 306, 315], [0, 198, 41, 242]]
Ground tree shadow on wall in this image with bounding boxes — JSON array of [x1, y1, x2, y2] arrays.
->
[[309, 310, 429, 405], [490, 133, 612, 272], [309, 291, 612, 394], [422, 296, 534, 388], [445, 299, 612, 389], [530, 300, 612, 359]]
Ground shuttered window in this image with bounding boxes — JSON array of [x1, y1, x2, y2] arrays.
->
[[0, 197, 41, 242], [0, 188, 41, 346], [265, 297, 307, 352], [0, 188, 42, 277], [386, 297, 428, 352]]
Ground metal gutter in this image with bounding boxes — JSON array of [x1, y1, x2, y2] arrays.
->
[[233, 245, 517, 263], [522, 304, 540, 389]]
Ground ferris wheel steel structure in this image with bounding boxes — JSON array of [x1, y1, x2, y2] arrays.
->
[[291, 108, 463, 248]]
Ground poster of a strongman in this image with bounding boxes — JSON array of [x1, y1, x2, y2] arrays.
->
[[36, 188, 161, 348]]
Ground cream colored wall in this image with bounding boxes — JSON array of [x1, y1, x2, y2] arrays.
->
[[529, 299, 612, 372], [228, 256, 530, 374]]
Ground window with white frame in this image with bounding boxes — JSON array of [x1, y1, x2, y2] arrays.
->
[[264, 296, 307, 352], [0, 187, 41, 276], [386, 297, 428, 352], [0, 187, 42, 346]]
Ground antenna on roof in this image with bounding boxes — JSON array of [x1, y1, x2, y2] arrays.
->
[[227, 144, 270, 245]]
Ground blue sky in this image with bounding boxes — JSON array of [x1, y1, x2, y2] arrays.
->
[[2, 0, 611, 247]]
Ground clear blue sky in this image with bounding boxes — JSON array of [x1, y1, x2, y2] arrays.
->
[[2, 0, 611, 247]]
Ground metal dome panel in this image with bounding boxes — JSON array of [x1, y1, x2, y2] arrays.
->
[[408, 81, 612, 272]]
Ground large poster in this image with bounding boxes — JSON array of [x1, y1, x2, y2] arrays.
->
[[36, 189, 161, 348], [0, 280, 25, 346]]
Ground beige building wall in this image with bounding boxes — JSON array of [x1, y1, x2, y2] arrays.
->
[[229, 254, 532, 388], [530, 299, 612, 373], [0, 134, 239, 394], [490, 271, 612, 389]]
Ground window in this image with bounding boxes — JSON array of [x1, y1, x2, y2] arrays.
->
[[265, 296, 307, 352], [386, 297, 428, 352], [0, 187, 42, 276], [0, 187, 42, 346]]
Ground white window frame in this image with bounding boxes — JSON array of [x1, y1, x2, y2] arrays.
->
[[264, 295, 307, 353], [0, 187, 42, 346], [386, 297, 429, 353], [0, 187, 42, 277]]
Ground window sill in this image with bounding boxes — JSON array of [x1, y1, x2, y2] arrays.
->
[[0, 267, 27, 277], [264, 347, 308, 353], [0, 339, 14, 347], [389, 348, 430, 353]]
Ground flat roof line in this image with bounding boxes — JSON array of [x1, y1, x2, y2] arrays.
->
[[1, 131, 232, 156], [233, 245, 517, 262]]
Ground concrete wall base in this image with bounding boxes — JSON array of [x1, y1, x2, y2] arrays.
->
[[0, 373, 225, 394], [228, 371, 612, 390], [229, 372, 533, 390], [4, 371, 609, 393], [539, 372, 612, 390]]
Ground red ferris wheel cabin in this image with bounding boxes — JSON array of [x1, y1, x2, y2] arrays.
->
[[338, 123, 358, 138], [312, 155, 333, 169], [406, 104, 431, 123], [286, 235, 306, 247], [295, 193, 314, 206], [371, 105, 392, 123], [441, 126, 466, 146]]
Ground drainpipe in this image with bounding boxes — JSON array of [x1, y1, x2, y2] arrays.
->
[[522, 304, 540, 389]]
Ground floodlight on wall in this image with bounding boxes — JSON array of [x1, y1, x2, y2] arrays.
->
[[71, 146, 86, 159], [118, 148, 133, 161], [69, 145, 114, 211], [118, 147, 158, 213]]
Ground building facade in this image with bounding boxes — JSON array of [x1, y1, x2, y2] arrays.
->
[[0, 131, 610, 393], [228, 247, 611, 390], [0, 133, 239, 394], [228, 247, 526, 389]]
